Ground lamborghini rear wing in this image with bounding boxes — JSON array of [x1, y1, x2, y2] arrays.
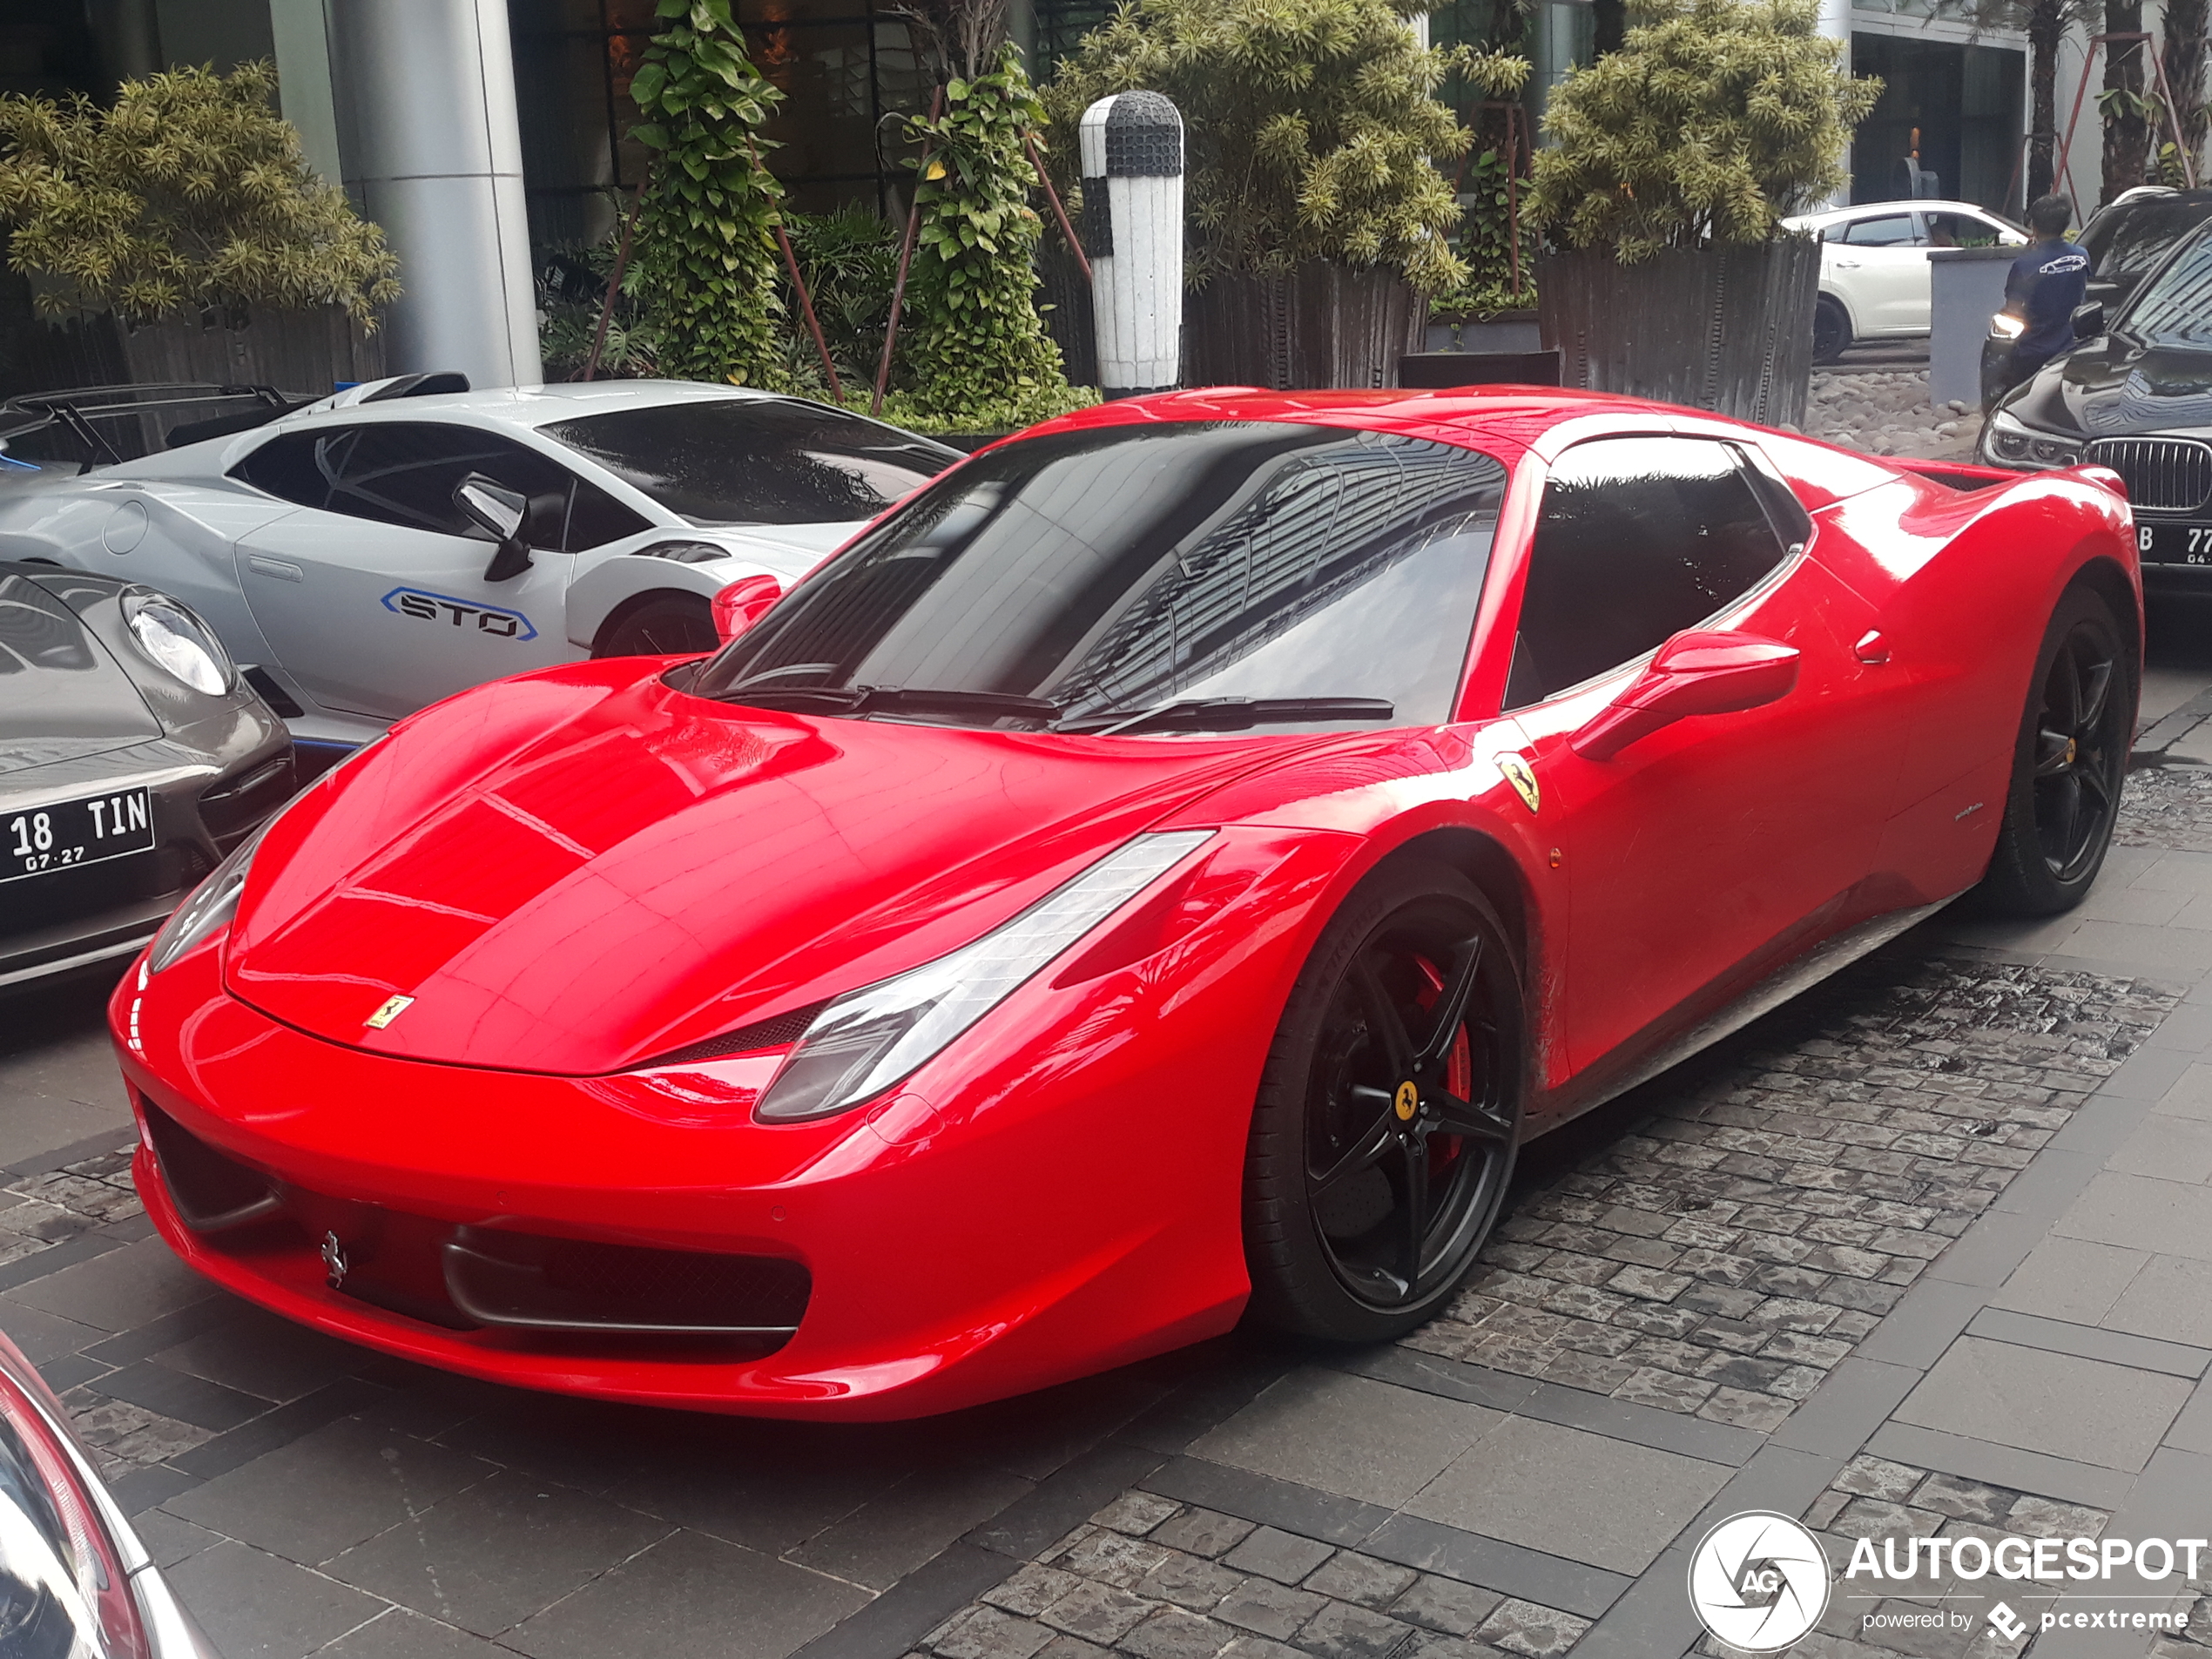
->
[[0, 382, 300, 475]]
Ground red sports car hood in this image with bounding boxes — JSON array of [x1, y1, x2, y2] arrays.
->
[[225, 664, 1289, 1075]]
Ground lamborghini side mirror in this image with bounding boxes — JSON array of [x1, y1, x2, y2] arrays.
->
[[2072, 300, 2107, 341], [453, 474, 551, 583], [1569, 631, 1800, 762]]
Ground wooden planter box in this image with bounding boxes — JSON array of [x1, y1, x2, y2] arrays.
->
[[1184, 261, 1426, 391], [1536, 240, 1817, 428], [118, 307, 387, 398]]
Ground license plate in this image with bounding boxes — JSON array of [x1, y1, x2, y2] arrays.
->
[[2138, 523, 2212, 564], [2, 787, 153, 883]]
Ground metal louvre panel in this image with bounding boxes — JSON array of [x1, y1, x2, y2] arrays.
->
[[2087, 437, 2212, 513]]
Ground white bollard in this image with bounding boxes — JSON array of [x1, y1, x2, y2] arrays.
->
[[1078, 91, 1184, 399]]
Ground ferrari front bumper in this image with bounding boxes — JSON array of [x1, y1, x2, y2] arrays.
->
[[105, 843, 1335, 1416]]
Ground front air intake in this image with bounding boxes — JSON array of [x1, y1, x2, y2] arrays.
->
[[442, 1227, 810, 1335]]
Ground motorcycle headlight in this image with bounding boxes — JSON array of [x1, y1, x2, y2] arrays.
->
[[755, 830, 1215, 1123], [1990, 311, 2026, 341], [146, 819, 266, 974], [124, 591, 233, 696]]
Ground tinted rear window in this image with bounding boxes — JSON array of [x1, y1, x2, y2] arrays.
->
[[541, 398, 958, 527]]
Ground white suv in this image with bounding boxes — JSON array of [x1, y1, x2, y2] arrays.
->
[[1784, 200, 2027, 362]]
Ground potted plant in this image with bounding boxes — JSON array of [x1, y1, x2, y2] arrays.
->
[[0, 63, 398, 393], [1046, 0, 1527, 390], [1524, 0, 1877, 426]]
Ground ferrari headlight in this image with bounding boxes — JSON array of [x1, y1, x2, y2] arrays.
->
[[124, 592, 233, 696], [755, 830, 1215, 1123], [1984, 409, 2080, 470], [145, 734, 383, 974], [146, 822, 266, 974]]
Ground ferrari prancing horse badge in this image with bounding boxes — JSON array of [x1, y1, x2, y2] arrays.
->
[[365, 995, 414, 1029], [1495, 754, 1540, 815]]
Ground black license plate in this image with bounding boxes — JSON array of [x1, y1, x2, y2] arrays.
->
[[2, 787, 153, 884], [2139, 523, 2212, 564]]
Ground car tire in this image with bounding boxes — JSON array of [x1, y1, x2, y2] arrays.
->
[[592, 593, 718, 658], [1812, 296, 1851, 366], [1973, 583, 2134, 917], [1243, 859, 1524, 1343]]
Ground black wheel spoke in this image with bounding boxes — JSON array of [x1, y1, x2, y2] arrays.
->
[[2033, 725, 2074, 778], [2053, 772, 2085, 863], [2050, 647, 2082, 733], [2077, 656, 2114, 733], [1396, 1136, 1429, 1290], [1350, 956, 1415, 1077], [2077, 760, 2114, 815], [1313, 1106, 1399, 1197], [1413, 939, 1483, 1071], [1426, 1088, 1517, 1145]]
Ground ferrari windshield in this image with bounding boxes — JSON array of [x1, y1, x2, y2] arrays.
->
[[541, 398, 959, 526], [692, 421, 1507, 732], [2119, 223, 2212, 346]]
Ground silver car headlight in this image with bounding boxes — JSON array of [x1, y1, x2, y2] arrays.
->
[[1983, 408, 2082, 470], [755, 830, 1215, 1123], [124, 592, 233, 697]]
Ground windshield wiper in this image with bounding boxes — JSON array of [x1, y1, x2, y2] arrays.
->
[[1064, 696, 1395, 737], [713, 683, 1063, 723]]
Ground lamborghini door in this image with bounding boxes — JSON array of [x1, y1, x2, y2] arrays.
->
[[232, 422, 597, 720]]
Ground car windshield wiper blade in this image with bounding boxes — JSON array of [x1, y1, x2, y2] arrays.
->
[[1064, 696, 1395, 737], [713, 683, 1063, 723]]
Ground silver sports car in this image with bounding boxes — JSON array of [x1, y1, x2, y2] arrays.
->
[[0, 376, 959, 751]]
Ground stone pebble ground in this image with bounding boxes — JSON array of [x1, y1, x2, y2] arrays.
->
[[1799, 370, 1982, 463]]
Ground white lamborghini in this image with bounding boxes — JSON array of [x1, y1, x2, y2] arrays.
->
[[0, 375, 959, 751]]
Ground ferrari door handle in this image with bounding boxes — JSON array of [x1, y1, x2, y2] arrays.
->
[[1854, 630, 1890, 664]]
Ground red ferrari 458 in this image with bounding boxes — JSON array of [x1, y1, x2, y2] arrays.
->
[[111, 388, 2138, 1419]]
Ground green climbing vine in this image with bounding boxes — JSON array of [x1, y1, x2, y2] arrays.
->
[[896, 45, 1073, 428], [628, 0, 792, 387]]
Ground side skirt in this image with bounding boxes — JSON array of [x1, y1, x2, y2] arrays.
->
[[1534, 894, 1961, 1137]]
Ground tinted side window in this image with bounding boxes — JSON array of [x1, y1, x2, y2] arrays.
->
[[1506, 437, 1789, 708], [1841, 214, 1920, 247], [235, 422, 648, 552], [332, 424, 572, 538], [231, 431, 341, 509]]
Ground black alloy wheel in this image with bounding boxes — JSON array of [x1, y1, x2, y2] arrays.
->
[[1977, 584, 2134, 916], [594, 593, 718, 658], [1244, 861, 1523, 1341], [2030, 618, 2127, 880], [1812, 296, 1851, 366]]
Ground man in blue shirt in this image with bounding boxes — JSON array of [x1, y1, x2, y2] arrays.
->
[[2002, 194, 2092, 379]]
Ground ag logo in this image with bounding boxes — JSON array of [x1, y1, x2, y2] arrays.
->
[[1687, 1511, 1831, 1652], [381, 586, 538, 641]]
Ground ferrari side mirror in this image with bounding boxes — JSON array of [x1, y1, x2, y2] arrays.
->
[[1568, 630, 1800, 762], [453, 474, 555, 583], [711, 573, 785, 644], [2071, 300, 2106, 340]]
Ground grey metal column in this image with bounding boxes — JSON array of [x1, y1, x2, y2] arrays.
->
[[327, 0, 543, 388]]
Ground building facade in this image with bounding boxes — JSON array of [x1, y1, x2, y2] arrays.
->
[[0, 0, 2190, 390]]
